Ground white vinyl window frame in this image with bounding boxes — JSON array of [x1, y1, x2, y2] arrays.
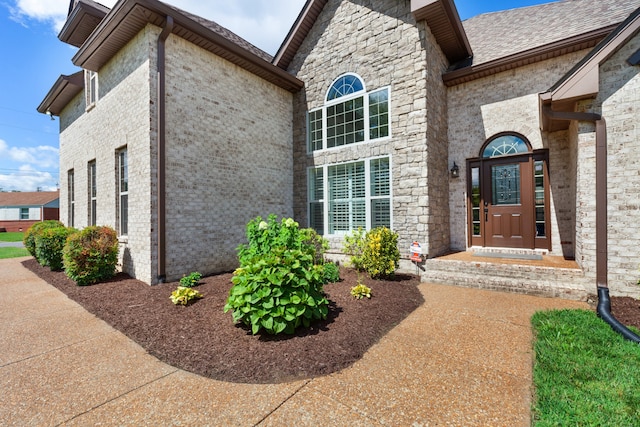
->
[[307, 74, 391, 153], [85, 69, 98, 109], [68, 169, 75, 227], [88, 160, 97, 226], [117, 148, 128, 236], [308, 155, 392, 236]]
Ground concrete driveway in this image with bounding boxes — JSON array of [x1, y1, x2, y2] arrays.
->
[[0, 256, 588, 426]]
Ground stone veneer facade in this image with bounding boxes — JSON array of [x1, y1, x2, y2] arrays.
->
[[288, 0, 450, 265], [59, 24, 294, 284]]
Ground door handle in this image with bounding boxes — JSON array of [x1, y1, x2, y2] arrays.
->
[[484, 208, 488, 222]]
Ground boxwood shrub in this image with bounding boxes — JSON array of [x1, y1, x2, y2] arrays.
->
[[23, 220, 65, 258], [35, 226, 76, 271], [63, 226, 119, 286]]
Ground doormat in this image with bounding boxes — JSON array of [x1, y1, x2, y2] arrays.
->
[[473, 252, 543, 260]]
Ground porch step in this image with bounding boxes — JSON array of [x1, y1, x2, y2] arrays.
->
[[420, 257, 590, 301]]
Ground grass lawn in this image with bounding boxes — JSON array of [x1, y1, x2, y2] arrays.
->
[[0, 232, 24, 242], [532, 309, 640, 426], [0, 247, 30, 259]]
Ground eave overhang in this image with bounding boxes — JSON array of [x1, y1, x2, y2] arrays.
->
[[37, 71, 84, 116], [539, 7, 640, 132], [58, 0, 109, 47], [411, 0, 472, 64], [274, 0, 328, 70], [444, 25, 615, 87], [73, 0, 304, 92]]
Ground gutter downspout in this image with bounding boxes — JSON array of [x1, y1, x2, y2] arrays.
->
[[542, 105, 640, 343], [156, 16, 173, 283]]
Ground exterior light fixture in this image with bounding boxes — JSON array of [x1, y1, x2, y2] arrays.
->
[[450, 162, 460, 178], [46, 110, 55, 121]]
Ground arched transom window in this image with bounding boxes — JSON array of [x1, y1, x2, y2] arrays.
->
[[482, 134, 530, 158], [307, 73, 390, 152], [326, 74, 365, 101]]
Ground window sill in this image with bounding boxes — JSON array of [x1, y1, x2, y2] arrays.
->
[[118, 236, 128, 244]]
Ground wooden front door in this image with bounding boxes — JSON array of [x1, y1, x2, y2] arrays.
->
[[483, 157, 534, 248], [467, 140, 550, 250]]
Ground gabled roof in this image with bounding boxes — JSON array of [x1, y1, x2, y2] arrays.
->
[[445, 0, 640, 86], [0, 191, 60, 207], [274, 0, 473, 70], [59, 0, 109, 47], [70, 0, 302, 92], [37, 71, 84, 116], [540, 5, 640, 131]]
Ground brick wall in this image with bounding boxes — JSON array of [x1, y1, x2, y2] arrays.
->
[[288, 0, 450, 259], [161, 33, 294, 281], [59, 26, 155, 284], [447, 51, 590, 256], [590, 32, 640, 296]]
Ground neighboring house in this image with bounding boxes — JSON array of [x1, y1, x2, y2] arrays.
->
[[0, 191, 60, 232], [39, 0, 640, 299]]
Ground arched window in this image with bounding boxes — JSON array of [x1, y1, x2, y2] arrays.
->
[[481, 134, 530, 158], [307, 73, 390, 152], [326, 74, 365, 101]]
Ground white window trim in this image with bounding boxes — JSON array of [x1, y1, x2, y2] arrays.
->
[[307, 85, 392, 154], [68, 169, 75, 227], [117, 148, 128, 237], [88, 160, 97, 226], [307, 155, 393, 236], [85, 70, 98, 110]]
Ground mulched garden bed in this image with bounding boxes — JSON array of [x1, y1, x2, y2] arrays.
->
[[23, 258, 424, 384], [610, 295, 640, 331]]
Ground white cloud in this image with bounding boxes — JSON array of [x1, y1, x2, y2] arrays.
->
[[0, 167, 58, 192], [9, 0, 305, 54], [0, 139, 59, 192]]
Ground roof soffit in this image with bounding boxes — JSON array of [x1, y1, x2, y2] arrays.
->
[[73, 0, 303, 92], [540, 6, 640, 131], [37, 71, 84, 116], [547, 7, 640, 104], [411, 0, 472, 64], [274, 0, 328, 70], [58, 0, 109, 47]]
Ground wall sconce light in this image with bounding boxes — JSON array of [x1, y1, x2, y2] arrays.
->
[[450, 162, 460, 178]]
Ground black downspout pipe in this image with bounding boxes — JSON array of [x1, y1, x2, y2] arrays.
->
[[156, 16, 173, 284], [542, 105, 640, 343]]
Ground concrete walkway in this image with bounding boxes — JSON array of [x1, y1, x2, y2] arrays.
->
[[0, 257, 588, 426], [0, 241, 25, 248]]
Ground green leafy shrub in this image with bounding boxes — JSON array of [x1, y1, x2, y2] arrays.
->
[[23, 220, 64, 258], [342, 227, 366, 270], [351, 283, 372, 299], [179, 272, 202, 288], [362, 227, 400, 279], [170, 286, 203, 305], [300, 227, 329, 265], [224, 215, 330, 335], [35, 226, 76, 271], [322, 261, 340, 284], [63, 226, 119, 286], [343, 227, 400, 279]]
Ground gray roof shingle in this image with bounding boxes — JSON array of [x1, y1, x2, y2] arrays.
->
[[462, 0, 640, 65]]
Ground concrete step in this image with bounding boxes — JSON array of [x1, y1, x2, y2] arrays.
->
[[420, 257, 590, 301]]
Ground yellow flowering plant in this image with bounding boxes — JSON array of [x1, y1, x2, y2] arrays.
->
[[361, 227, 400, 279]]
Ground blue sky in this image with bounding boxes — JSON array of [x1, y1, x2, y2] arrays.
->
[[0, 0, 557, 192]]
